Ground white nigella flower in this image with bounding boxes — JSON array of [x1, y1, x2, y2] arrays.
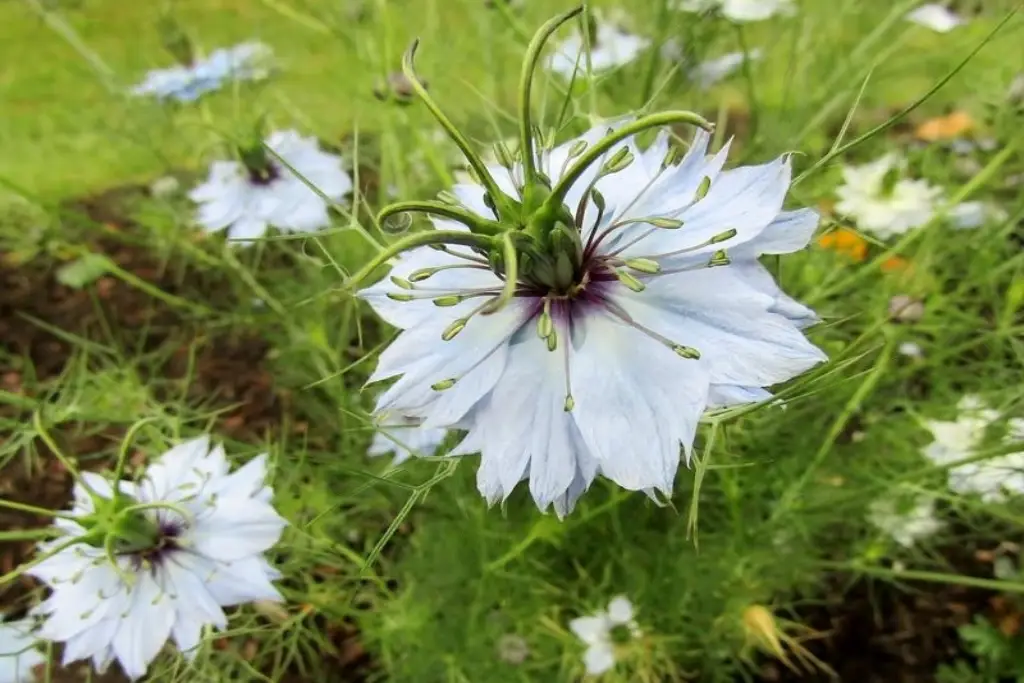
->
[[569, 596, 640, 675], [189, 130, 352, 244], [674, 0, 795, 22], [28, 437, 286, 680], [0, 619, 45, 683], [132, 42, 273, 103], [368, 414, 448, 464], [691, 50, 763, 89], [905, 4, 966, 33], [868, 494, 943, 548], [353, 9, 824, 516], [548, 17, 650, 77], [834, 153, 943, 238]]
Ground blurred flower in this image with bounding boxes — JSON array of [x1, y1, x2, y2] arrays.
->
[[914, 111, 974, 142], [368, 414, 448, 464], [691, 49, 762, 89], [149, 175, 181, 198], [674, 0, 795, 21], [361, 121, 825, 515], [190, 130, 352, 244], [373, 71, 422, 105], [569, 596, 640, 675], [881, 255, 911, 274], [132, 42, 273, 103], [741, 605, 832, 676], [496, 634, 530, 664], [548, 15, 650, 77], [922, 396, 1024, 503], [868, 494, 943, 547], [888, 294, 924, 322], [898, 341, 924, 358], [947, 201, 1008, 229], [1008, 73, 1024, 103], [905, 4, 966, 33], [0, 619, 45, 683], [835, 154, 942, 238], [29, 437, 287, 680], [817, 227, 867, 261]]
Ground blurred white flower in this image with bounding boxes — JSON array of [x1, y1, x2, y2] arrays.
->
[[691, 50, 763, 89], [0, 619, 45, 683], [674, 0, 795, 21], [922, 396, 1024, 503], [898, 341, 924, 358], [569, 596, 640, 675], [548, 19, 650, 77], [869, 495, 943, 547], [132, 42, 273, 102], [189, 130, 352, 244], [947, 201, 1008, 230], [834, 154, 943, 238], [361, 122, 825, 515], [368, 414, 448, 464], [905, 4, 965, 33], [29, 437, 287, 680], [149, 175, 181, 199]]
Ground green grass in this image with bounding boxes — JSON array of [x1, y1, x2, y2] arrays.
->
[[1, 0, 1024, 681]]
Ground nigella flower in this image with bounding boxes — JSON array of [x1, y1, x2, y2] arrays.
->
[[868, 494, 943, 548], [834, 153, 942, 238], [691, 50, 763, 89], [350, 9, 825, 516], [905, 4, 966, 33], [132, 42, 273, 103], [28, 437, 286, 679], [674, 0, 795, 22], [548, 13, 650, 77], [189, 130, 352, 244], [569, 596, 640, 675], [0, 619, 45, 683], [368, 413, 449, 464]]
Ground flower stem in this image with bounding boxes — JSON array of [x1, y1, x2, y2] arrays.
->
[[31, 411, 98, 499], [518, 5, 585, 186], [111, 418, 157, 495], [345, 230, 496, 290], [0, 528, 61, 541], [544, 111, 713, 214], [0, 498, 78, 520], [377, 201, 504, 236]]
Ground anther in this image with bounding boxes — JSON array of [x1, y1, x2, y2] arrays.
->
[[616, 270, 646, 292], [442, 319, 467, 341], [409, 268, 435, 282], [390, 276, 414, 290], [711, 228, 737, 243], [624, 258, 661, 274], [649, 217, 683, 229], [537, 301, 553, 339], [708, 249, 730, 267], [431, 378, 457, 391], [387, 292, 415, 302], [602, 147, 634, 175], [432, 295, 463, 307], [563, 395, 575, 412], [547, 327, 558, 352], [695, 176, 711, 201], [672, 345, 702, 360], [567, 139, 588, 159]]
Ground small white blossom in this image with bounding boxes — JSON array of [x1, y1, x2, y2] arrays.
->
[[368, 414, 448, 464], [905, 4, 966, 33], [361, 120, 825, 515], [569, 596, 640, 675], [0, 620, 45, 683], [834, 153, 942, 238], [898, 341, 924, 358], [869, 494, 943, 548], [132, 42, 273, 102], [189, 130, 352, 243], [674, 0, 795, 22], [548, 19, 650, 77], [691, 50, 762, 89], [28, 437, 286, 680], [923, 396, 1024, 503], [947, 201, 1008, 230]]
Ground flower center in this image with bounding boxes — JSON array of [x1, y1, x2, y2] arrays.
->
[[128, 519, 184, 569], [247, 162, 280, 186]]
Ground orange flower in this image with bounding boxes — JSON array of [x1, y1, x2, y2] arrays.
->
[[881, 256, 910, 273], [817, 228, 867, 262], [915, 111, 974, 142]]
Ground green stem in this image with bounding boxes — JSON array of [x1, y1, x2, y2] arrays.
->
[[111, 418, 157, 493], [378, 201, 503, 235], [483, 232, 518, 315], [346, 230, 496, 290], [401, 41, 514, 219], [31, 411, 97, 499], [0, 498, 78, 520], [818, 560, 1024, 594], [518, 5, 585, 186], [544, 111, 713, 213], [0, 528, 62, 541]]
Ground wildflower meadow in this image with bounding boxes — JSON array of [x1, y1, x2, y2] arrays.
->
[[1, 0, 1023, 681]]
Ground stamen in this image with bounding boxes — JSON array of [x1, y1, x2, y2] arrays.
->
[[602, 146, 634, 175], [708, 249, 730, 267], [600, 296, 701, 361], [431, 378, 457, 391], [408, 263, 491, 282], [627, 228, 738, 262], [390, 276, 414, 289], [439, 297, 501, 342], [547, 326, 558, 351], [537, 298, 554, 338], [561, 323, 574, 412], [695, 175, 712, 200], [624, 258, 661, 274], [615, 270, 645, 292]]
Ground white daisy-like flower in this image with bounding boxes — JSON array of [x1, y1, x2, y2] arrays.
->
[[28, 437, 286, 680], [674, 0, 795, 22], [548, 19, 650, 77], [905, 4, 966, 33], [189, 130, 352, 243], [922, 396, 1024, 503], [132, 42, 273, 103], [368, 414, 448, 465], [569, 596, 640, 675], [868, 494, 943, 548], [0, 619, 45, 683], [359, 120, 826, 515], [691, 49, 763, 89], [834, 153, 943, 238]]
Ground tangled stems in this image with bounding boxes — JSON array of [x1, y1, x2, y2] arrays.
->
[[346, 229, 497, 290], [377, 201, 504, 236]]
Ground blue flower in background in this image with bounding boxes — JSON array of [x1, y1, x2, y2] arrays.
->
[[131, 42, 273, 103]]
